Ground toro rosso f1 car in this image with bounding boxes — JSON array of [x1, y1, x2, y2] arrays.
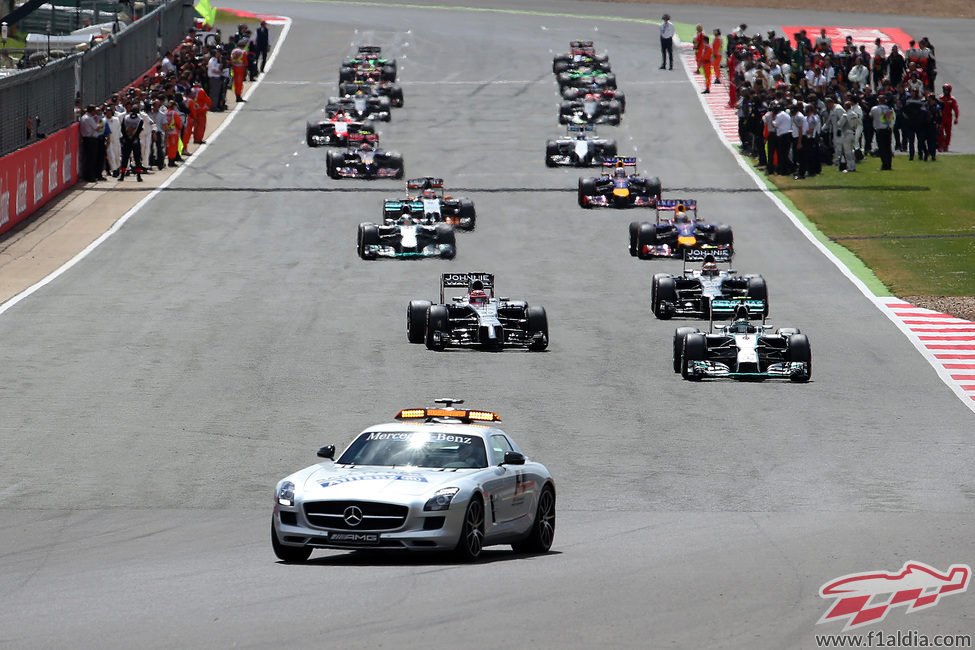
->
[[271, 399, 556, 562], [357, 206, 455, 260], [339, 45, 397, 82], [629, 199, 734, 259], [327, 139, 404, 179], [408, 273, 548, 351], [383, 177, 476, 231], [674, 304, 811, 382], [651, 248, 768, 320], [578, 158, 661, 209], [545, 125, 617, 168]]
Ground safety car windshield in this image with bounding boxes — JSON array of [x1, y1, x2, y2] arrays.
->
[[337, 431, 488, 469]]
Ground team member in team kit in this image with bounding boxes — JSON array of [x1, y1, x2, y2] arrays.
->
[[118, 105, 144, 182], [700, 36, 713, 93], [869, 94, 895, 170], [938, 83, 959, 152], [230, 39, 249, 102]]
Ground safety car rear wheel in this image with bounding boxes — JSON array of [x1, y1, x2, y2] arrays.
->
[[512, 485, 556, 554], [407, 301, 431, 344], [454, 496, 485, 561]]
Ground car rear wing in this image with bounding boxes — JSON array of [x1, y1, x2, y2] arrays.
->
[[682, 245, 733, 273], [710, 298, 766, 322], [441, 272, 494, 303], [603, 156, 636, 168], [347, 128, 378, 143], [656, 199, 697, 224], [407, 177, 444, 191], [567, 124, 595, 135], [358, 45, 382, 55], [569, 40, 594, 48]]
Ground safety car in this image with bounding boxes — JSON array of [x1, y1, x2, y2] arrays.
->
[[339, 45, 397, 82], [578, 158, 661, 208], [650, 249, 768, 320], [408, 273, 548, 351], [628, 199, 734, 259], [545, 125, 617, 167], [674, 304, 811, 382], [552, 40, 610, 73], [271, 399, 557, 562], [327, 139, 404, 179], [357, 208, 455, 259], [382, 177, 476, 230], [559, 93, 622, 125]]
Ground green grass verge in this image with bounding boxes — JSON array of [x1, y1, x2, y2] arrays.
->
[[766, 155, 975, 296]]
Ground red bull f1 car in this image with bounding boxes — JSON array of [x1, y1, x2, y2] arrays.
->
[[578, 158, 661, 209], [628, 199, 734, 259], [407, 273, 549, 351]]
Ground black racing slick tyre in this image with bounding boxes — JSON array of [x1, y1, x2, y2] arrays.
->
[[578, 178, 596, 208], [425, 304, 449, 350], [637, 223, 658, 259], [526, 305, 549, 351], [787, 334, 812, 383], [512, 484, 556, 554], [545, 141, 559, 167], [681, 333, 707, 381], [646, 176, 662, 200], [407, 300, 431, 344], [454, 496, 485, 561], [715, 223, 734, 246], [326, 151, 341, 179], [390, 86, 404, 107], [673, 327, 699, 373], [628, 221, 640, 256], [747, 276, 769, 315], [603, 140, 617, 159], [435, 224, 456, 259], [653, 275, 677, 319], [357, 223, 380, 260], [457, 199, 476, 230], [271, 521, 312, 563]]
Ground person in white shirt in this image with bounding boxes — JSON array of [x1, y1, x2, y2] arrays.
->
[[838, 101, 861, 172], [790, 104, 807, 178], [848, 61, 869, 89], [207, 50, 224, 112], [773, 104, 794, 175], [105, 105, 122, 177], [659, 14, 675, 70]]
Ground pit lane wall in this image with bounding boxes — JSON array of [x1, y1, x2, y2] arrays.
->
[[0, 124, 78, 237]]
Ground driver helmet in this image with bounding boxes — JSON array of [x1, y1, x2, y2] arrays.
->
[[943, 83, 952, 93], [701, 254, 719, 277], [613, 166, 627, 178], [421, 188, 437, 199], [468, 289, 488, 305], [359, 141, 374, 151], [675, 203, 690, 223], [397, 204, 413, 223]]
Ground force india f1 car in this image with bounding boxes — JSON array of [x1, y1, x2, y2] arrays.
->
[[339, 45, 397, 82], [629, 199, 734, 259], [674, 304, 811, 382], [408, 273, 549, 351], [545, 125, 617, 168], [552, 40, 611, 73], [271, 399, 556, 562], [651, 248, 768, 320], [328, 140, 404, 180], [357, 208, 455, 260], [559, 93, 622, 125], [382, 177, 476, 231], [578, 158, 661, 209]]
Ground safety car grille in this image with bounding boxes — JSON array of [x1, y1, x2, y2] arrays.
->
[[303, 500, 409, 531]]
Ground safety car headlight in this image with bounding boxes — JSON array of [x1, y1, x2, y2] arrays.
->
[[277, 481, 295, 506], [423, 487, 460, 511]]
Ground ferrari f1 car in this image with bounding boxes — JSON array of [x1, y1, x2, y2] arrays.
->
[[650, 248, 768, 320], [325, 93, 391, 122], [305, 116, 376, 148], [674, 304, 811, 382], [338, 73, 404, 108], [545, 125, 617, 167], [559, 93, 622, 125], [408, 273, 548, 351], [357, 209, 455, 260], [552, 40, 610, 73], [383, 177, 476, 231], [578, 158, 661, 208], [328, 140, 404, 179], [557, 67, 617, 91], [271, 399, 556, 562], [339, 45, 397, 82], [628, 199, 734, 259]]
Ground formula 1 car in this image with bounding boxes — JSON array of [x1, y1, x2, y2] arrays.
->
[[338, 74, 404, 108], [561, 85, 626, 112], [559, 93, 622, 125], [305, 114, 376, 148], [578, 158, 661, 208], [339, 45, 396, 82], [557, 67, 617, 91], [407, 273, 548, 351], [629, 199, 734, 259], [674, 304, 811, 382], [357, 208, 455, 260], [325, 92, 391, 122], [545, 125, 617, 167], [271, 399, 556, 562], [650, 248, 768, 320], [552, 40, 610, 73], [327, 140, 404, 179], [382, 177, 476, 230]]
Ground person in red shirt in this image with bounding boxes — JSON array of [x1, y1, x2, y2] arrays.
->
[[700, 36, 713, 93], [711, 29, 723, 85], [938, 83, 959, 151], [191, 82, 211, 144], [230, 40, 249, 102], [693, 24, 705, 74], [164, 101, 183, 167], [181, 94, 196, 153]]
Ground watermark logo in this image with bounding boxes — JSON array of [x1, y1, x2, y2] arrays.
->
[[818, 561, 970, 631]]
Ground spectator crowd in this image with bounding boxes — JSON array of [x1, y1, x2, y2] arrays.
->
[[75, 20, 271, 183], [689, 23, 959, 177]]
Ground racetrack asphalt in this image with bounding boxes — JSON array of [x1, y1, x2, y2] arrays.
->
[[0, 2, 972, 648]]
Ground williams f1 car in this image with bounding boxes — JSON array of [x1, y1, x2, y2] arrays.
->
[[408, 273, 548, 351], [328, 140, 404, 179], [545, 125, 617, 167], [651, 248, 768, 320], [383, 177, 476, 230], [559, 93, 622, 125], [552, 40, 610, 73], [271, 399, 556, 562], [578, 158, 661, 208], [357, 208, 455, 260], [629, 199, 734, 259], [674, 304, 811, 382], [339, 45, 396, 82]]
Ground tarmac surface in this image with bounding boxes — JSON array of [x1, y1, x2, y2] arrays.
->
[[0, 2, 972, 648]]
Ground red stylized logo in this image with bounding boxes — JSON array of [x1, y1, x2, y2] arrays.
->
[[818, 561, 970, 631]]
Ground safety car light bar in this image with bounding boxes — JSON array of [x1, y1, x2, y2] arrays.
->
[[396, 408, 502, 422]]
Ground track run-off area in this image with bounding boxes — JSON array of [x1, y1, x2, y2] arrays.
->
[[0, 1, 972, 648]]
